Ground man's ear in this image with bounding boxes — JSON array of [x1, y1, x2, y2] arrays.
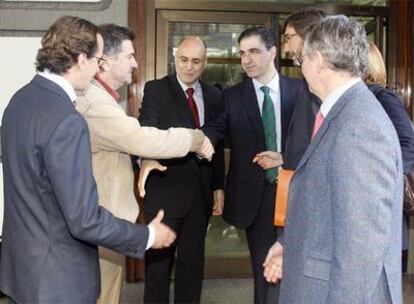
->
[[77, 53, 89, 71], [100, 55, 111, 72], [270, 46, 277, 60], [315, 51, 326, 73]]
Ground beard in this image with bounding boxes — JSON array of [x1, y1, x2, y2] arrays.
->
[[285, 51, 300, 66]]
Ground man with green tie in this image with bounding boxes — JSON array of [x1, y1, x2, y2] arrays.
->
[[207, 27, 310, 303]]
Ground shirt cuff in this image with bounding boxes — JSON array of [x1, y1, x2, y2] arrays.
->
[[146, 224, 155, 250]]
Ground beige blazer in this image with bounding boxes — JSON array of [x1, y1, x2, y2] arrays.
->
[[76, 80, 203, 222]]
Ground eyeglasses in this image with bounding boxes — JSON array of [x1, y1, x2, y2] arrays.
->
[[92, 56, 106, 66], [296, 53, 309, 66], [283, 33, 298, 42]]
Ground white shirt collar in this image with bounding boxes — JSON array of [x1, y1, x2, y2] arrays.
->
[[176, 74, 200, 94], [38, 70, 77, 103], [252, 71, 279, 94], [320, 77, 361, 118]]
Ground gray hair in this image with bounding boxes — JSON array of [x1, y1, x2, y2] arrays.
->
[[303, 15, 368, 77]]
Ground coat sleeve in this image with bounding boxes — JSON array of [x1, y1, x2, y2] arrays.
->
[[211, 141, 225, 190], [327, 115, 401, 302], [44, 114, 149, 258], [82, 94, 203, 159], [376, 88, 414, 173], [202, 91, 228, 147]]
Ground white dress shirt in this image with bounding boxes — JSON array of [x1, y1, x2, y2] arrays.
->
[[320, 77, 362, 118], [177, 75, 205, 126]]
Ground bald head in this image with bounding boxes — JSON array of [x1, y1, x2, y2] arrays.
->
[[175, 36, 207, 86]]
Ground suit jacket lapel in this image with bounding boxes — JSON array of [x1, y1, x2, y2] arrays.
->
[[167, 74, 196, 127], [201, 81, 213, 122], [280, 75, 294, 148], [242, 78, 266, 146]]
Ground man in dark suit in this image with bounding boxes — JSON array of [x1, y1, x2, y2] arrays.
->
[[202, 27, 309, 303], [139, 36, 224, 303], [280, 8, 326, 170], [0, 16, 175, 304]]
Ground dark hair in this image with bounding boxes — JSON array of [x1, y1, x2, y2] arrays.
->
[[36, 16, 99, 74], [282, 8, 327, 39], [238, 27, 277, 50], [99, 24, 135, 56]]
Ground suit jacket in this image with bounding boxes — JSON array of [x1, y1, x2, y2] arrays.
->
[[280, 81, 403, 303], [75, 79, 204, 222], [283, 79, 319, 170], [369, 84, 414, 174], [214, 76, 302, 228], [139, 74, 224, 217], [0, 75, 149, 304]]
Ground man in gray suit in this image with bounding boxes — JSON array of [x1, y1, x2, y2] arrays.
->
[[264, 15, 403, 303], [0, 16, 176, 304]]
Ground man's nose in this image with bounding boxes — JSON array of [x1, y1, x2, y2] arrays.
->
[[243, 53, 252, 63], [185, 61, 193, 70], [131, 57, 138, 68], [283, 42, 289, 54]]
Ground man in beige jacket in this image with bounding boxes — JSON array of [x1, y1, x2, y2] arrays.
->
[[76, 24, 213, 304]]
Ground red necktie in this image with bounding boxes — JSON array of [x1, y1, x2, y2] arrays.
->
[[311, 111, 324, 139], [186, 87, 200, 128]]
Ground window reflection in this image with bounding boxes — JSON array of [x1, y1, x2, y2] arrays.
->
[[168, 22, 258, 88]]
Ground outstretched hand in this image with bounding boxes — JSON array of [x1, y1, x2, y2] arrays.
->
[[253, 151, 284, 170], [197, 135, 215, 161], [138, 159, 167, 197], [149, 210, 176, 249]]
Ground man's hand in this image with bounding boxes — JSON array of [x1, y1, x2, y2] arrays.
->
[[138, 159, 167, 198], [253, 151, 284, 170], [212, 189, 225, 215], [149, 210, 176, 249], [197, 136, 215, 161], [263, 241, 283, 283]]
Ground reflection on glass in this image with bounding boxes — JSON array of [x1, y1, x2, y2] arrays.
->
[[213, 0, 386, 5], [168, 22, 258, 89]]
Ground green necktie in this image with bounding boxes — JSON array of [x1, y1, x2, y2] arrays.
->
[[260, 86, 277, 182]]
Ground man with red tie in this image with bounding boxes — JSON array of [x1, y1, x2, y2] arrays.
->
[[139, 36, 225, 304]]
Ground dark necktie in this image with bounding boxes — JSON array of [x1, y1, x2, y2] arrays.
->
[[311, 110, 324, 140], [186, 87, 200, 128], [260, 86, 277, 182]]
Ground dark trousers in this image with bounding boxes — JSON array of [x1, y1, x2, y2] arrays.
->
[[246, 183, 279, 304], [144, 192, 209, 304]]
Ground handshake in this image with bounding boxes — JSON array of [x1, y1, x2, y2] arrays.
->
[[196, 133, 215, 161], [138, 132, 215, 198]]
